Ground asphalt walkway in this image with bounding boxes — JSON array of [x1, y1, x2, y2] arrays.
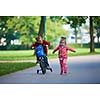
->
[[0, 55, 100, 84]]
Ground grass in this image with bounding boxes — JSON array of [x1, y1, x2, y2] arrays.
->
[[0, 48, 100, 60], [0, 50, 35, 60], [69, 48, 100, 56], [0, 48, 100, 76], [49, 48, 100, 58], [0, 62, 36, 76]]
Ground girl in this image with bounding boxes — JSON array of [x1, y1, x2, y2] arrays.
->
[[52, 37, 76, 75]]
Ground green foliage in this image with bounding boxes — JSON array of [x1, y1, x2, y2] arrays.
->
[[7, 16, 40, 44], [64, 16, 88, 43], [65, 16, 87, 28], [0, 16, 68, 49], [7, 45, 21, 50], [46, 17, 69, 44], [0, 16, 90, 50], [93, 16, 100, 41]]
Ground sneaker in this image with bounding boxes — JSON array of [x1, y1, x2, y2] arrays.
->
[[37, 70, 39, 74], [49, 68, 53, 72], [47, 67, 53, 72], [36, 61, 39, 64], [60, 71, 63, 75]]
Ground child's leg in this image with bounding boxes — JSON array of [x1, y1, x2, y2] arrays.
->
[[36, 56, 39, 63], [63, 59, 67, 73], [59, 58, 64, 74], [44, 56, 49, 67], [44, 56, 52, 72]]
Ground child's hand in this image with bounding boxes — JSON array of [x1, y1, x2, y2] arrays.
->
[[52, 51, 54, 54], [32, 47, 34, 49]]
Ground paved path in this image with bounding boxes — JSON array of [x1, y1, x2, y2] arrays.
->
[[0, 55, 100, 84]]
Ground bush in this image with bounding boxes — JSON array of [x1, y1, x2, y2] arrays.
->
[[68, 43, 100, 48], [6, 45, 32, 50], [0, 46, 7, 50], [7, 45, 21, 50]]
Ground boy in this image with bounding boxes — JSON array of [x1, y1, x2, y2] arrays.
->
[[32, 36, 52, 71]]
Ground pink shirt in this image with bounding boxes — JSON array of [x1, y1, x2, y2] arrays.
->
[[53, 45, 75, 59]]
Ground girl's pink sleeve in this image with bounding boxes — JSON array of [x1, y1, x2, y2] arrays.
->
[[53, 45, 59, 53], [66, 46, 76, 52]]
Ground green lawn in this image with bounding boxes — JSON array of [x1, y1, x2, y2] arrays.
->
[[0, 48, 100, 60], [0, 62, 36, 76], [49, 48, 100, 58], [0, 50, 35, 60], [0, 48, 100, 76]]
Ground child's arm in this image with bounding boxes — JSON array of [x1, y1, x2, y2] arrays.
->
[[32, 43, 35, 49], [66, 46, 76, 52], [31, 43, 36, 55], [44, 40, 50, 46], [52, 45, 59, 54]]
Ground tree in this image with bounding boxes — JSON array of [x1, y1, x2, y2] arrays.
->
[[0, 16, 41, 49], [6, 16, 40, 47], [89, 16, 95, 53], [46, 16, 68, 44], [38, 16, 46, 40], [63, 16, 87, 43], [38, 16, 67, 40], [94, 16, 100, 43], [49, 16, 96, 53], [0, 16, 14, 47]]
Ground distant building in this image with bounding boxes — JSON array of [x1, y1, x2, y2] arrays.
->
[[0, 37, 6, 46], [11, 39, 21, 45], [67, 32, 90, 44]]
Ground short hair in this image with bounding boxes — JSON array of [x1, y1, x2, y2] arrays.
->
[[35, 36, 42, 41]]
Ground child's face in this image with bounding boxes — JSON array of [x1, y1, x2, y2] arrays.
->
[[37, 36, 43, 43], [60, 41, 66, 46]]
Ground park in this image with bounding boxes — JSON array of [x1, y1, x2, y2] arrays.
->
[[0, 16, 100, 84]]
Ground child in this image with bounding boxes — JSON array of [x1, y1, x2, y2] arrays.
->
[[32, 36, 52, 71], [52, 37, 76, 75], [32, 36, 50, 56]]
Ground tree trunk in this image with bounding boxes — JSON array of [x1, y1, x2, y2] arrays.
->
[[38, 16, 46, 39], [89, 16, 95, 53], [74, 28, 77, 43], [97, 36, 99, 43], [97, 33, 100, 43]]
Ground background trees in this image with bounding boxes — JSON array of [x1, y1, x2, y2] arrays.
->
[[0, 16, 67, 49], [62, 16, 88, 43], [0, 16, 100, 52]]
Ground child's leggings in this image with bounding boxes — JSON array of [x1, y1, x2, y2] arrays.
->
[[59, 58, 67, 73]]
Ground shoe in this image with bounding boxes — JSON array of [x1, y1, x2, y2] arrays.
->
[[47, 67, 53, 72], [50, 68, 53, 72], [36, 61, 39, 64], [60, 71, 63, 75], [37, 70, 39, 74], [60, 73, 63, 75], [64, 72, 68, 75]]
